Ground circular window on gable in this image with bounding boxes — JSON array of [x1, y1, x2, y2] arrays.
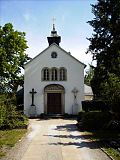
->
[[51, 52, 57, 58]]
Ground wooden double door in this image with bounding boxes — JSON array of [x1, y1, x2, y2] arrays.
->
[[47, 93, 62, 114]]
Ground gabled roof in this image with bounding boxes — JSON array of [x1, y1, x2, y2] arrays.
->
[[25, 43, 86, 67]]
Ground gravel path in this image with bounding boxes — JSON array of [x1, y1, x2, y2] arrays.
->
[[2, 119, 111, 160]]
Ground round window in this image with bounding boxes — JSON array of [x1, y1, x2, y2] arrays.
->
[[51, 52, 57, 58]]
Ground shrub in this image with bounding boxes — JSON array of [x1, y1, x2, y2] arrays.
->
[[82, 100, 110, 112], [104, 120, 120, 131], [16, 104, 24, 111], [99, 73, 120, 113], [77, 111, 85, 122], [0, 104, 6, 128], [111, 98, 120, 113], [39, 113, 47, 119], [77, 112, 112, 131], [0, 103, 28, 129]]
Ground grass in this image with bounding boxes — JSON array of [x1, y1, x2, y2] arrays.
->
[[103, 148, 120, 160], [81, 130, 120, 160], [0, 129, 27, 158]]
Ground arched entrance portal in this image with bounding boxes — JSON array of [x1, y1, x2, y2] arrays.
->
[[44, 84, 65, 114]]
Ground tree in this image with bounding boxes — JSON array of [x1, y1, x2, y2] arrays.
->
[[84, 64, 94, 86], [87, 0, 120, 112], [0, 23, 29, 92]]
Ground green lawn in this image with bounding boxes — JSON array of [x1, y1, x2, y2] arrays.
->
[[0, 129, 27, 158], [81, 131, 120, 160]]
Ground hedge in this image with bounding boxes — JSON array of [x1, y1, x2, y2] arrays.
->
[[82, 100, 110, 112], [77, 111, 112, 131]]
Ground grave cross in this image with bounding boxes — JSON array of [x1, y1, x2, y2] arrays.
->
[[29, 88, 37, 106]]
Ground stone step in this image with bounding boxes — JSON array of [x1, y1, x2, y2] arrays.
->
[[47, 114, 64, 118]]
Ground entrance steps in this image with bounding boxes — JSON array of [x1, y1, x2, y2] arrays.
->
[[47, 114, 64, 118]]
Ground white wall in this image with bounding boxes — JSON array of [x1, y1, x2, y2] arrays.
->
[[85, 95, 93, 101], [24, 44, 85, 116]]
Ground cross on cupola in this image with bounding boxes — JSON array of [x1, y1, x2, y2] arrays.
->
[[47, 18, 61, 46], [29, 88, 37, 106], [52, 17, 56, 31]]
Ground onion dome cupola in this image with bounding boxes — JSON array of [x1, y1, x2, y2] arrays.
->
[[47, 24, 61, 46]]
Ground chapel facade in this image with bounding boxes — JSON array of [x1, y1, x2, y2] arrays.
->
[[24, 25, 85, 117]]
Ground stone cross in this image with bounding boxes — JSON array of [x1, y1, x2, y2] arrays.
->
[[29, 88, 37, 106]]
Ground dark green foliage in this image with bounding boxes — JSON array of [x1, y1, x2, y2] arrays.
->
[[0, 99, 28, 129], [39, 113, 47, 119], [82, 100, 110, 112], [77, 112, 112, 131], [63, 113, 70, 118], [0, 23, 29, 93], [87, 0, 120, 113], [77, 111, 85, 122], [91, 73, 120, 112], [105, 120, 120, 131], [16, 104, 24, 111], [87, 0, 120, 72]]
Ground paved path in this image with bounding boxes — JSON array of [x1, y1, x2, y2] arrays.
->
[[21, 119, 110, 160]]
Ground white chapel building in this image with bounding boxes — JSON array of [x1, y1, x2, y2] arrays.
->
[[24, 25, 86, 117]]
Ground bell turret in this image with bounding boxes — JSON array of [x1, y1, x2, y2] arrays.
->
[[47, 24, 61, 46]]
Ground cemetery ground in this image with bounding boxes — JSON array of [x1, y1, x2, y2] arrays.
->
[[0, 94, 28, 159], [77, 111, 120, 160], [0, 129, 27, 158], [0, 94, 120, 160], [79, 131, 120, 160], [0, 118, 119, 160]]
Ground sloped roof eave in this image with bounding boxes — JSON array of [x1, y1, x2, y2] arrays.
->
[[24, 43, 86, 68]]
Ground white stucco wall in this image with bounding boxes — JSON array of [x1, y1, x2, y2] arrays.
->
[[24, 44, 85, 116], [85, 95, 93, 101]]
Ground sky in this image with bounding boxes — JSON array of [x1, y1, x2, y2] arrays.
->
[[0, 0, 97, 71]]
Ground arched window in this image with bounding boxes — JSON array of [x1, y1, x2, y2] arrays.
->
[[42, 67, 67, 81], [42, 68, 49, 81], [51, 68, 58, 81], [59, 68, 67, 81]]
